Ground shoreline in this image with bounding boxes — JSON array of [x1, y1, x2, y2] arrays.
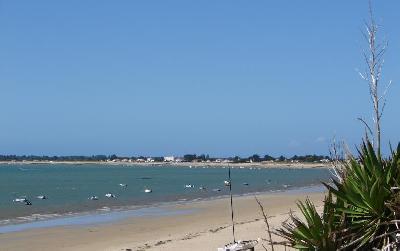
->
[[0, 184, 325, 232], [1, 160, 331, 169], [0, 186, 326, 251]]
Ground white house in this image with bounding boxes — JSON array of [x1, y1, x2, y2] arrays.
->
[[164, 156, 175, 162]]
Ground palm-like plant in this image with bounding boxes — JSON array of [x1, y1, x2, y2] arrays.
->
[[276, 193, 339, 250], [325, 141, 400, 249], [278, 141, 400, 250]]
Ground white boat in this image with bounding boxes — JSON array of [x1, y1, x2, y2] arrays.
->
[[119, 183, 127, 188], [144, 189, 152, 193], [89, 196, 98, 200], [185, 184, 194, 188], [14, 198, 32, 205], [242, 182, 249, 186], [218, 167, 258, 251], [13, 198, 27, 203], [199, 186, 206, 190], [217, 240, 258, 251], [36, 195, 47, 200], [212, 188, 221, 192], [105, 193, 116, 198]]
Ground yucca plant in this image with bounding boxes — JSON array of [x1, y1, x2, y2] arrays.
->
[[278, 141, 400, 250], [325, 141, 400, 249], [276, 192, 339, 250]]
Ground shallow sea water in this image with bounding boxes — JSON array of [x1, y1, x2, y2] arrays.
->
[[0, 163, 331, 227]]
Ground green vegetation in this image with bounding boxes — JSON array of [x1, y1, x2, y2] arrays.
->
[[277, 193, 337, 250], [0, 153, 330, 163], [278, 141, 400, 250]]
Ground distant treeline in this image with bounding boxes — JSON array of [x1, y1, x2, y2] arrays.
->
[[184, 154, 330, 163], [0, 154, 330, 163]]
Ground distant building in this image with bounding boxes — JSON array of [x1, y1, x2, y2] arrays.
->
[[164, 156, 175, 162]]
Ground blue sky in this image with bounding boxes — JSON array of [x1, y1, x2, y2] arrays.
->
[[0, 1, 399, 157]]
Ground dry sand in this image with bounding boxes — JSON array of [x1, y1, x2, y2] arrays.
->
[[0, 189, 325, 251]]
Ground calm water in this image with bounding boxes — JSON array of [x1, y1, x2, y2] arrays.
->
[[0, 164, 331, 225]]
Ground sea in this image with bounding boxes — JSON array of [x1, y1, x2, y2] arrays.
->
[[0, 163, 331, 231]]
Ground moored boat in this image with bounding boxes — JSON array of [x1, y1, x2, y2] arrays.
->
[[217, 240, 258, 251]]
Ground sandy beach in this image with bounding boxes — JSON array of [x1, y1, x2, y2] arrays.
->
[[0, 188, 325, 251]]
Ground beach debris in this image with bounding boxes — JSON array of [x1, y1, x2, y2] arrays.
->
[[105, 193, 116, 198], [89, 196, 99, 200], [224, 180, 231, 186], [154, 239, 172, 246], [144, 189, 152, 193], [119, 183, 128, 188], [184, 184, 194, 188], [36, 195, 47, 200]]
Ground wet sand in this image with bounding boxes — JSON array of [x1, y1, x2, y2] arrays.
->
[[0, 188, 325, 251]]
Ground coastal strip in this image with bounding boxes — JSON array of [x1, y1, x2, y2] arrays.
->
[[0, 187, 325, 251], [1, 160, 331, 169]]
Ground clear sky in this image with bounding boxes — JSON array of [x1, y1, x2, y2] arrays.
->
[[0, 1, 399, 157]]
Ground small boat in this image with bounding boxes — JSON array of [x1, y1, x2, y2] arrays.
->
[[36, 195, 47, 200], [14, 198, 32, 205], [13, 198, 27, 203], [119, 183, 127, 188], [185, 184, 194, 188], [242, 182, 249, 186], [105, 193, 116, 198], [89, 196, 99, 200], [218, 240, 258, 251], [199, 186, 206, 190], [144, 189, 152, 193], [218, 167, 258, 251], [212, 188, 221, 192], [224, 180, 231, 186]]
